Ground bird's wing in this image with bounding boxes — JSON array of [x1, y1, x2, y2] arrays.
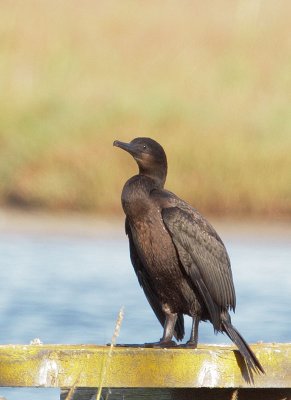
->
[[125, 217, 184, 340], [158, 196, 236, 328]]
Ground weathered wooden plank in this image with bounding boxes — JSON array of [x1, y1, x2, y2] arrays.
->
[[0, 343, 290, 389], [60, 388, 291, 400]]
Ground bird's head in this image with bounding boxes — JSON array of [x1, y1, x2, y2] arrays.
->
[[113, 137, 167, 187]]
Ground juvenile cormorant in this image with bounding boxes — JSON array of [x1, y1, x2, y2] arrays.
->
[[113, 137, 264, 374]]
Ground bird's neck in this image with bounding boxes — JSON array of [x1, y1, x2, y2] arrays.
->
[[138, 165, 167, 189]]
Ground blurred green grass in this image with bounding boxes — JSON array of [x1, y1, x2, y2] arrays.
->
[[0, 0, 291, 217]]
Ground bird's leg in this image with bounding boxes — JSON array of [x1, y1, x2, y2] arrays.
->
[[160, 313, 177, 345], [186, 315, 200, 348], [145, 313, 177, 348]]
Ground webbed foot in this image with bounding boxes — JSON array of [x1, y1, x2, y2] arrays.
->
[[145, 340, 177, 348], [185, 340, 198, 348]]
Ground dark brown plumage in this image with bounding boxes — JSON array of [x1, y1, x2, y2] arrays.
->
[[114, 137, 264, 374]]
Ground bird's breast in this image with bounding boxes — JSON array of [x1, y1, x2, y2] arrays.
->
[[130, 210, 178, 277]]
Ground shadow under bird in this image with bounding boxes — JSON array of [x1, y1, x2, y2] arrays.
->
[[113, 137, 264, 374]]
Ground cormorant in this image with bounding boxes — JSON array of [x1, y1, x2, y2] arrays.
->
[[113, 137, 264, 374]]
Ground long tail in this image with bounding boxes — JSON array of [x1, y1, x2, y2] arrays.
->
[[222, 319, 265, 374]]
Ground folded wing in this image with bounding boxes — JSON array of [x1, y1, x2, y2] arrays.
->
[[162, 206, 236, 330]]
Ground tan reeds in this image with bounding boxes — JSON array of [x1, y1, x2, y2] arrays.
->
[[96, 307, 125, 400], [64, 307, 124, 400]]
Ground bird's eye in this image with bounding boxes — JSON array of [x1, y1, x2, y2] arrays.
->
[[143, 145, 147, 150]]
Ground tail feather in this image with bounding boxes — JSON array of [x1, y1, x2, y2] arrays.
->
[[222, 320, 265, 374]]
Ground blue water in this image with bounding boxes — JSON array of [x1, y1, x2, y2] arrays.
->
[[0, 222, 290, 399]]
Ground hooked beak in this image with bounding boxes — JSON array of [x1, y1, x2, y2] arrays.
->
[[113, 140, 135, 155]]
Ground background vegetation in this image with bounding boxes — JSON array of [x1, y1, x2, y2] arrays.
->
[[1, 1, 290, 217]]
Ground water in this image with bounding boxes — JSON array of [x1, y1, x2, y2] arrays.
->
[[0, 220, 290, 399]]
